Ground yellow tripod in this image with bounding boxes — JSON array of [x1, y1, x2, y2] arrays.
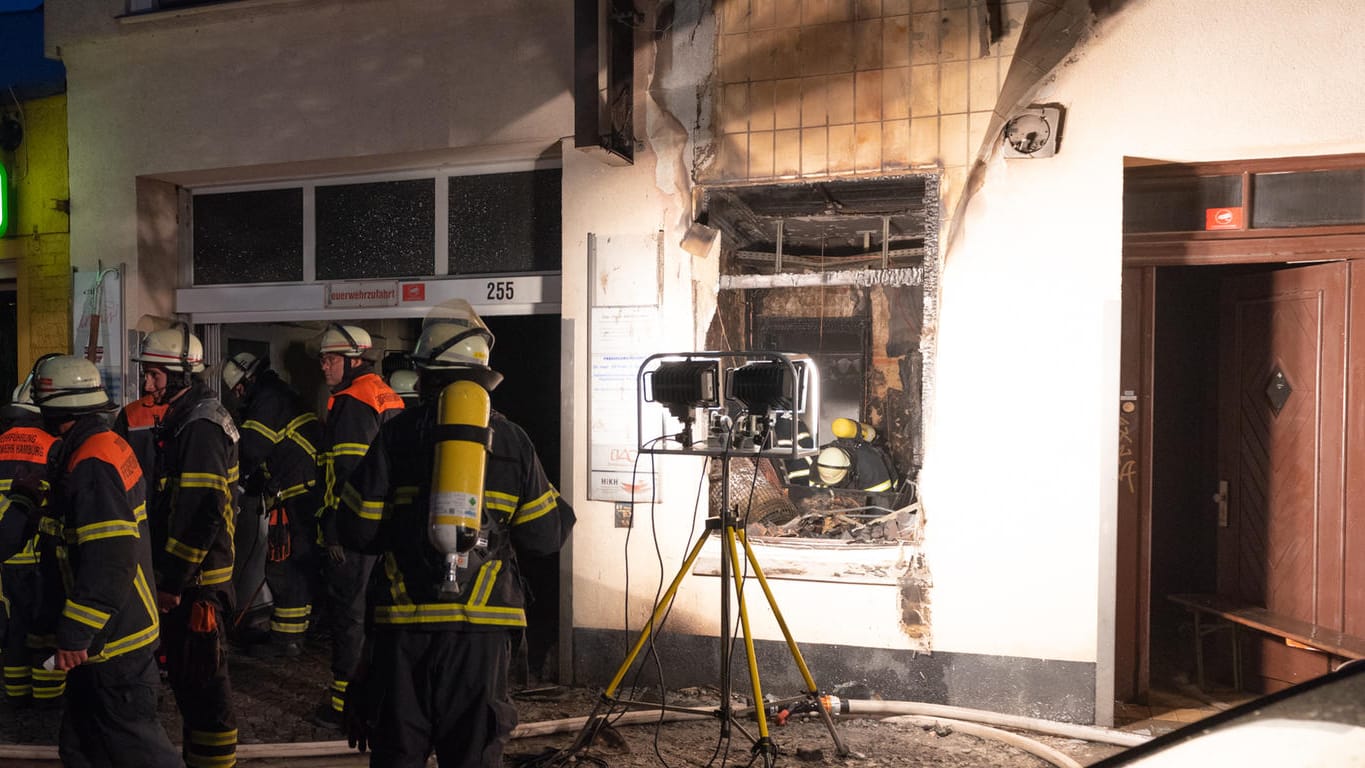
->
[[600, 510, 849, 761]]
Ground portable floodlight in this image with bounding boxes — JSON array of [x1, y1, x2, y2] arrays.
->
[[643, 358, 721, 447]]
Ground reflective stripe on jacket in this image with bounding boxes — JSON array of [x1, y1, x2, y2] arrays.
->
[[318, 371, 402, 544], [33, 417, 160, 663], [338, 405, 566, 630], [150, 384, 240, 599]]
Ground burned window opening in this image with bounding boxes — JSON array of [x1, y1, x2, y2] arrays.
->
[[702, 175, 936, 547]]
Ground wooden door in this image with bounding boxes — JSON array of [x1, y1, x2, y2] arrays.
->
[[1218, 262, 1347, 690]]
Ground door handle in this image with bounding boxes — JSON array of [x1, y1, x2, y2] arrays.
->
[[1212, 480, 1229, 527]]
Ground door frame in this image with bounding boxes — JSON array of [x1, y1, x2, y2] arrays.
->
[[1117, 154, 1365, 702]]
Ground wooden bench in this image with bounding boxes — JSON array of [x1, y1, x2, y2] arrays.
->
[[1168, 593, 1365, 691]]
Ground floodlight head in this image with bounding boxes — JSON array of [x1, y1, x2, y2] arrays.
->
[[729, 360, 803, 413], [645, 359, 721, 445]]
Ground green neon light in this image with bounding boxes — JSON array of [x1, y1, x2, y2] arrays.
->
[[0, 162, 8, 238]]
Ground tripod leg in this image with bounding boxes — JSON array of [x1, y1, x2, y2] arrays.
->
[[738, 529, 850, 756], [604, 531, 713, 698], [725, 525, 776, 755]]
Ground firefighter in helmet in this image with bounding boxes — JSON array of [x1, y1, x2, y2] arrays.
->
[[28, 355, 181, 767], [337, 300, 572, 767], [314, 324, 404, 727], [0, 355, 65, 707], [134, 325, 240, 768], [222, 352, 321, 657]]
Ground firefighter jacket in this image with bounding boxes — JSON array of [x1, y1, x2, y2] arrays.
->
[[0, 412, 55, 565], [31, 415, 160, 662], [113, 394, 168, 485], [318, 369, 402, 546], [150, 382, 240, 602], [337, 405, 567, 631], [237, 370, 320, 504]]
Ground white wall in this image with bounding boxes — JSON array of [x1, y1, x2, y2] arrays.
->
[[926, 0, 1365, 666], [49, 0, 573, 326]]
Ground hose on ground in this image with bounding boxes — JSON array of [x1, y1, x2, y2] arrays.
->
[[881, 715, 1084, 768]]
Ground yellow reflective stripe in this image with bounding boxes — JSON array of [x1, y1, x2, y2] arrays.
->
[[512, 489, 556, 526], [275, 605, 310, 618], [270, 619, 308, 634], [331, 442, 369, 458], [166, 537, 208, 564], [340, 485, 385, 521], [469, 560, 501, 607], [73, 518, 140, 544], [279, 483, 312, 501], [394, 486, 419, 505], [190, 729, 239, 747], [200, 565, 233, 586], [133, 565, 157, 624], [242, 420, 283, 443], [88, 622, 158, 663], [372, 602, 526, 627], [485, 490, 517, 515], [383, 553, 412, 606], [185, 753, 237, 768], [865, 479, 892, 492], [285, 414, 318, 457], [178, 472, 232, 494], [62, 600, 112, 630]]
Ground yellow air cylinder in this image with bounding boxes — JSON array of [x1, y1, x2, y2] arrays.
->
[[429, 380, 490, 559], [831, 417, 876, 441]]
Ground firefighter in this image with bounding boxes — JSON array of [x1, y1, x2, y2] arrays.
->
[[222, 351, 320, 657], [134, 325, 240, 768], [27, 355, 181, 767], [338, 301, 572, 767], [314, 323, 403, 727], [113, 391, 168, 486], [0, 358, 64, 706]]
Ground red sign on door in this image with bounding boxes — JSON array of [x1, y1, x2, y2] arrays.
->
[[1205, 207, 1244, 231], [401, 283, 426, 302]]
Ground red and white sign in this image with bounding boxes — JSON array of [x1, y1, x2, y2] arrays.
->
[[325, 280, 399, 309], [1205, 207, 1244, 231], [401, 282, 426, 302]]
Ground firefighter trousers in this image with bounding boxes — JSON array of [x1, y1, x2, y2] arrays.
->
[[263, 496, 318, 644], [1, 562, 36, 700], [362, 629, 516, 768], [58, 651, 181, 768], [322, 548, 375, 711], [162, 591, 238, 768]]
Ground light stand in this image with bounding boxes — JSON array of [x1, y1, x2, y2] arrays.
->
[[597, 351, 847, 762]]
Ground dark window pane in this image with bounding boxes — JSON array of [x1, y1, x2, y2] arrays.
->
[[316, 179, 435, 280], [193, 188, 303, 285], [1123, 174, 1241, 233], [1252, 169, 1365, 228], [448, 169, 562, 275]]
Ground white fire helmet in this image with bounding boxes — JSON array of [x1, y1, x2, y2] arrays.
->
[[320, 324, 373, 358], [222, 352, 264, 390], [388, 368, 418, 397], [134, 325, 206, 373], [31, 355, 112, 413], [815, 445, 853, 487], [411, 300, 493, 370], [9, 353, 60, 414]]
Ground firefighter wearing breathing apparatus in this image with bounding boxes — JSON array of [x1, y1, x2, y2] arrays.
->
[[0, 356, 65, 707], [222, 352, 321, 658], [134, 325, 241, 768], [315, 323, 404, 728], [27, 355, 182, 767], [337, 300, 571, 768]]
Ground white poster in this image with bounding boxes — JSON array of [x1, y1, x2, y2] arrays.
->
[[72, 267, 124, 404], [589, 304, 661, 502]]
